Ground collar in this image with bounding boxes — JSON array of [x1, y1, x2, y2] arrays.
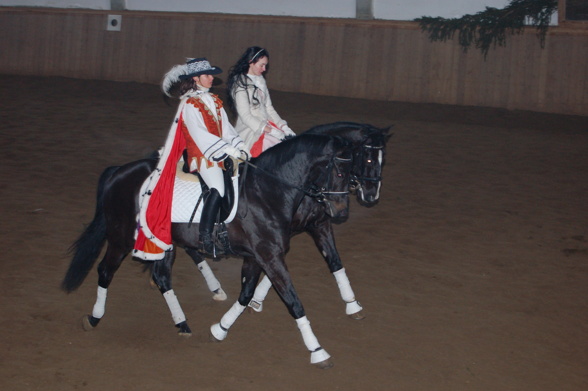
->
[[180, 88, 208, 100]]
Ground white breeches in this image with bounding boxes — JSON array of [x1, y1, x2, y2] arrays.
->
[[197, 162, 225, 197]]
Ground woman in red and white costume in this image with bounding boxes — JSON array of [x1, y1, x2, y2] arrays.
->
[[227, 47, 295, 157], [162, 57, 247, 255]]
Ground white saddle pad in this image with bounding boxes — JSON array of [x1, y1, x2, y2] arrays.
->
[[171, 168, 239, 224]]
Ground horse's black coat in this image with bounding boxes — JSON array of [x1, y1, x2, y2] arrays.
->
[[298, 122, 391, 276], [62, 123, 390, 365], [62, 134, 355, 330]]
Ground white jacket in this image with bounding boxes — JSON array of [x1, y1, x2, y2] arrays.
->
[[232, 74, 292, 149], [181, 90, 245, 170]]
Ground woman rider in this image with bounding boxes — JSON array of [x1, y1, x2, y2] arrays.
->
[[161, 57, 247, 255]]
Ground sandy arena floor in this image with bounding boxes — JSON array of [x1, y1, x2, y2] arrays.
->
[[0, 75, 587, 390]]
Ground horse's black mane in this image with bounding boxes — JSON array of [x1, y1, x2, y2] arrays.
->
[[305, 121, 391, 145], [252, 133, 339, 170], [307, 121, 370, 133]]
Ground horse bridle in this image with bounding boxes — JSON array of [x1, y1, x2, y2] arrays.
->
[[349, 143, 384, 191], [307, 154, 352, 201], [241, 154, 351, 198], [238, 153, 353, 218]]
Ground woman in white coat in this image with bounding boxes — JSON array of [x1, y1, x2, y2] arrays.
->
[[227, 47, 295, 157]]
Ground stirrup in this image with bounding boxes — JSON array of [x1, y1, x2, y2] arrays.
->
[[198, 233, 218, 257], [217, 223, 233, 255]]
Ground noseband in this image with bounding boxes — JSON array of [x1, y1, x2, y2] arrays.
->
[[350, 143, 384, 190]]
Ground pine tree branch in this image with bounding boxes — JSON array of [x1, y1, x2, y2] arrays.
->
[[414, 0, 558, 58]]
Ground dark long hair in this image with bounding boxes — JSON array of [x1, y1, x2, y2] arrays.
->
[[166, 78, 197, 100], [226, 46, 270, 113]]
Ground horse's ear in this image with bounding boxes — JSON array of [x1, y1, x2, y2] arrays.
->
[[382, 125, 394, 142]]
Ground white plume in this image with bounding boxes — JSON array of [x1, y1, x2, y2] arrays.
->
[[162, 63, 188, 97]]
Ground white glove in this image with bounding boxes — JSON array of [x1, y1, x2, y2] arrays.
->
[[268, 127, 286, 141], [237, 143, 249, 154], [224, 145, 241, 159], [237, 145, 250, 160], [281, 125, 295, 137]]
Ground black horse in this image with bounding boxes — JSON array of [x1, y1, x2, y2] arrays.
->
[[243, 122, 391, 318], [62, 133, 354, 368], [139, 121, 389, 320], [307, 121, 390, 207]]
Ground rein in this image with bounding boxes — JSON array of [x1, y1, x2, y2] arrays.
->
[[240, 156, 350, 199], [237, 154, 352, 218]]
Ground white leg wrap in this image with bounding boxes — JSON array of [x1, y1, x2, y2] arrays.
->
[[333, 268, 355, 302], [248, 275, 272, 312], [91, 286, 107, 319], [296, 316, 331, 364], [211, 301, 246, 341], [333, 268, 363, 315], [197, 261, 221, 293], [296, 316, 320, 351], [163, 289, 186, 325]]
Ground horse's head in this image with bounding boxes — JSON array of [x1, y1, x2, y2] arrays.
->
[[251, 134, 354, 223], [350, 126, 392, 207], [307, 137, 354, 223], [304, 122, 392, 208]]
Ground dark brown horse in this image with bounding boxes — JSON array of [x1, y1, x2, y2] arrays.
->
[[244, 122, 391, 318]]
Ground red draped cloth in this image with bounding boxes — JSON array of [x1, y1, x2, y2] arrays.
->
[[133, 116, 186, 260]]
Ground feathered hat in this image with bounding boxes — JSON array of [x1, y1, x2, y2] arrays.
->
[[162, 58, 222, 97]]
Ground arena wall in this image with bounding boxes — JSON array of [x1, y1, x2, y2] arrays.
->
[[1, 7, 586, 115]]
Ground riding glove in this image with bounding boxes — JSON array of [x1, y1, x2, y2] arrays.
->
[[282, 124, 296, 137], [224, 145, 242, 159]]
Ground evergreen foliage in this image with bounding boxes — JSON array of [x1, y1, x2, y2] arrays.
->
[[415, 0, 558, 57]]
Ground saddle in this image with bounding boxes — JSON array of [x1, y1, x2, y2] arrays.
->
[[174, 151, 239, 256]]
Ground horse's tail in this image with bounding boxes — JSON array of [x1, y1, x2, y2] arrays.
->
[[61, 165, 120, 293]]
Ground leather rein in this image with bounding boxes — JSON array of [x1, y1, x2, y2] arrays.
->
[[238, 153, 352, 218]]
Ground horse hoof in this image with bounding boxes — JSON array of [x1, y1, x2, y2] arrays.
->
[[313, 358, 334, 369], [212, 288, 227, 301], [81, 315, 98, 331], [348, 311, 366, 320], [209, 332, 221, 343], [209, 323, 227, 342], [310, 348, 332, 368], [176, 321, 192, 337]]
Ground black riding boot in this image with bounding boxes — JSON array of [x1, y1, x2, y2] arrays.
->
[[198, 188, 222, 256]]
